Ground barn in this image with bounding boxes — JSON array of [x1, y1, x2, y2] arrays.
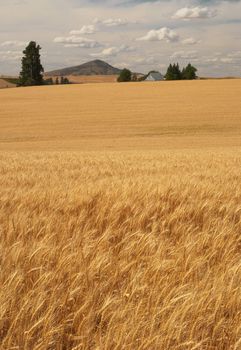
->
[[145, 72, 164, 81]]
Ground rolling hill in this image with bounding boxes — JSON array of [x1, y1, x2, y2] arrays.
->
[[46, 59, 122, 76]]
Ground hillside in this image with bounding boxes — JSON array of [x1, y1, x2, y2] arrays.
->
[[46, 59, 121, 76]]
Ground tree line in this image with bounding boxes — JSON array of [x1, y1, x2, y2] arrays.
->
[[45, 76, 70, 85], [165, 63, 197, 80], [118, 63, 198, 82]]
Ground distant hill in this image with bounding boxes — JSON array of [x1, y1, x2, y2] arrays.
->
[[46, 60, 122, 76]]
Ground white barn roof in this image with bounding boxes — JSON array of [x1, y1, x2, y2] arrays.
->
[[145, 72, 164, 81]]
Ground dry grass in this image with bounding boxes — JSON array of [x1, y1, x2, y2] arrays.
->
[[0, 80, 241, 349]]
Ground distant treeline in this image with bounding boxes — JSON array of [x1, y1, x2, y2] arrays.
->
[[165, 63, 197, 80], [5, 76, 70, 87], [45, 77, 71, 85], [118, 63, 198, 82]]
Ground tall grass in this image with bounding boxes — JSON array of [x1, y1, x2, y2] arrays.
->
[[1, 150, 241, 349]]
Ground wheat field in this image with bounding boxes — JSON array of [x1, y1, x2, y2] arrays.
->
[[0, 80, 241, 349]]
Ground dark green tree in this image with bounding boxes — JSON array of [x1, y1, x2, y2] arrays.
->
[[117, 68, 132, 82], [63, 77, 70, 84], [165, 63, 183, 80], [173, 63, 182, 80], [19, 41, 44, 86], [165, 64, 175, 80], [182, 63, 197, 80], [60, 76, 65, 84], [56, 77, 59, 85]]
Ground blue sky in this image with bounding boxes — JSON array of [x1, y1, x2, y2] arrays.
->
[[0, 0, 240, 76]]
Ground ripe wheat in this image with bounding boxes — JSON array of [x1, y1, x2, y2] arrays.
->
[[0, 151, 241, 349], [0, 80, 241, 349]]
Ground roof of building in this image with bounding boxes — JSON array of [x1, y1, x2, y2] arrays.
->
[[146, 72, 164, 81]]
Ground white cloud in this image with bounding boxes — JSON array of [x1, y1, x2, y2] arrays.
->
[[134, 56, 158, 65], [171, 50, 198, 59], [53, 36, 100, 48], [205, 57, 219, 63], [182, 37, 200, 45], [1, 40, 26, 47], [0, 50, 22, 61], [220, 57, 234, 63], [93, 18, 128, 27], [204, 52, 241, 65], [91, 45, 134, 58], [137, 27, 179, 42], [70, 25, 96, 35], [173, 7, 217, 20], [228, 51, 241, 58]]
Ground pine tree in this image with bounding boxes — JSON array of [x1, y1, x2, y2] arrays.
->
[[56, 77, 59, 85], [60, 76, 65, 85], [182, 63, 197, 80], [19, 41, 44, 86], [165, 63, 184, 80], [165, 64, 173, 80], [171, 63, 182, 80]]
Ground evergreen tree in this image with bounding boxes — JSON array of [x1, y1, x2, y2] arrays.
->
[[19, 41, 44, 86], [165, 63, 185, 80], [64, 77, 70, 84], [173, 63, 182, 80], [117, 68, 132, 82], [56, 77, 59, 85], [60, 76, 65, 84], [182, 63, 197, 80], [165, 64, 174, 80]]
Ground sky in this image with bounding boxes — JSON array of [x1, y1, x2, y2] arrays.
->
[[0, 0, 241, 76]]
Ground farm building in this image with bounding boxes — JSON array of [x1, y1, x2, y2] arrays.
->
[[145, 72, 164, 81]]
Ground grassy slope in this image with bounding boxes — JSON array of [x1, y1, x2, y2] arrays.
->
[[0, 80, 241, 349]]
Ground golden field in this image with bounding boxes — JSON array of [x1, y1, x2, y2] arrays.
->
[[0, 80, 241, 349], [1, 79, 241, 151]]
